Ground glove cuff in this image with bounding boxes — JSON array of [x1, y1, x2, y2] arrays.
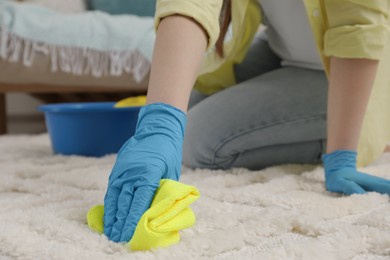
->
[[322, 150, 357, 173], [136, 103, 187, 138]]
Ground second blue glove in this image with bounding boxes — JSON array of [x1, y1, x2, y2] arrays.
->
[[322, 150, 390, 195]]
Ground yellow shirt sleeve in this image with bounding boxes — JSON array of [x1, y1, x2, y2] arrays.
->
[[323, 0, 390, 59], [320, 0, 390, 166], [154, 0, 223, 50]]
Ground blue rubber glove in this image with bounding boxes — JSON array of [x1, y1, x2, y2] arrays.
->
[[322, 150, 390, 195], [103, 103, 187, 243]]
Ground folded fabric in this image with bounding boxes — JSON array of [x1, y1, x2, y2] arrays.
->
[[0, 0, 155, 82], [87, 179, 200, 250], [114, 95, 147, 108]]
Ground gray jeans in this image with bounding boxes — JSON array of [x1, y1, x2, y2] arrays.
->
[[183, 33, 328, 170]]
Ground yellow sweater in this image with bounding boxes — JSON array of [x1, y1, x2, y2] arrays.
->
[[154, 0, 390, 167]]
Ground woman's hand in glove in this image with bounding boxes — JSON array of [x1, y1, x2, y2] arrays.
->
[[103, 103, 187, 243], [323, 150, 390, 195]]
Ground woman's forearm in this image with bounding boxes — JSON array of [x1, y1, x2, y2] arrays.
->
[[326, 57, 379, 153], [146, 15, 208, 112]]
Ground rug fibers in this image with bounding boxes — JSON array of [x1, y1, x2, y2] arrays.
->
[[0, 134, 390, 260]]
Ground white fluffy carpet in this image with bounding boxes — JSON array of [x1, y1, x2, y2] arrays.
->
[[1, 134, 390, 260]]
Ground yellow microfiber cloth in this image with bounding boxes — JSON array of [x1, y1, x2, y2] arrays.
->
[[114, 95, 147, 108], [87, 180, 200, 250]]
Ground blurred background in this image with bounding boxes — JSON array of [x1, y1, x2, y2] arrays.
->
[[4, 0, 155, 134]]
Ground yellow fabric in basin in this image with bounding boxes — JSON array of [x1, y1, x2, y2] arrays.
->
[[87, 179, 200, 250], [114, 95, 147, 108]]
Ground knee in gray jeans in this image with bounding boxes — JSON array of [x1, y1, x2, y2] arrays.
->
[[183, 67, 328, 170], [183, 113, 326, 170]]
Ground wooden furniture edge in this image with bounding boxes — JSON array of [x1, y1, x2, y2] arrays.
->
[[0, 83, 146, 93], [0, 93, 6, 134], [0, 83, 148, 135]]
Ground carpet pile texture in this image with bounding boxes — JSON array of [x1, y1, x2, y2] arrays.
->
[[1, 135, 390, 259]]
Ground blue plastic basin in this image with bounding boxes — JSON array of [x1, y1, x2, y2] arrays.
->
[[39, 102, 141, 157]]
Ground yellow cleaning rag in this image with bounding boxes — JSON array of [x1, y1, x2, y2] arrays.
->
[[114, 95, 147, 108], [87, 180, 200, 250]]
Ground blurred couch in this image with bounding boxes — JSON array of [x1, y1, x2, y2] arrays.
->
[[0, 0, 156, 134], [87, 0, 155, 17], [16, 0, 87, 13]]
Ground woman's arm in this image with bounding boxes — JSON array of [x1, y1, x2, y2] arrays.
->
[[323, 0, 389, 159], [146, 15, 208, 112], [104, 14, 213, 243], [326, 57, 378, 153], [320, 0, 390, 195], [322, 57, 390, 196]]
